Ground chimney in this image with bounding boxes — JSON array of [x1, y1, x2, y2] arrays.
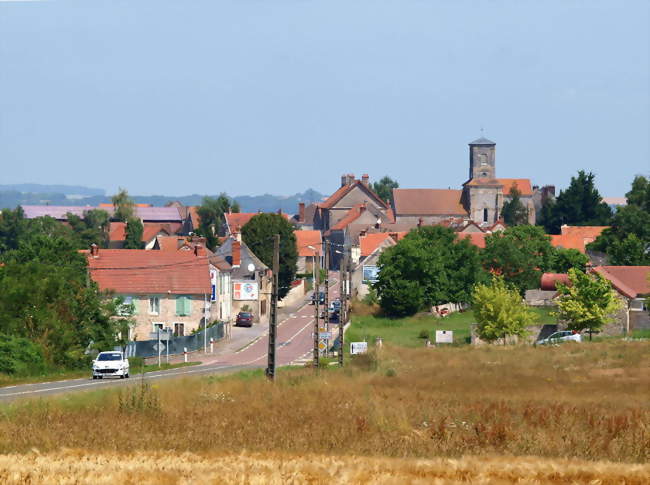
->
[[298, 202, 305, 222], [341, 174, 348, 187], [361, 174, 369, 186], [389, 232, 398, 242], [90, 243, 99, 258], [417, 217, 423, 228], [194, 244, 202, 256], [348, 174, 355, 185], [232, 240, 241, 267]]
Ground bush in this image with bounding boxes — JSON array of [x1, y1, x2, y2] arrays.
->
[[0, 334, 47, 376], [418, 329, 430, 340]]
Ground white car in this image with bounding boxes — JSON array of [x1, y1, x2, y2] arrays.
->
[[536, 331, 582, 346], [92, 351, 130, 379]]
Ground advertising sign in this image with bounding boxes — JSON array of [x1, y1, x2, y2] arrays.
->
[[233, 281, 258, 301], [435, 330, 453, 344], [350, 342, 368, 355], [362, 265, 379, 283], [210, 270, 217, 302]]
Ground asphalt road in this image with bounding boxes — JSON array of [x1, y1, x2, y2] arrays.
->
[[0, 276, 342, 402]]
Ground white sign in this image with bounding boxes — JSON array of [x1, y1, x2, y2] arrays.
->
[[350, 342, 368, 355], [435, 330, 453, 344], [152, 342, 166, 352], [233, 281, 258, 301], [319, 332, 332, 340]]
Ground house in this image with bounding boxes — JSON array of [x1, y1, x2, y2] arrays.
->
[[108, 222, 184, 249], [208, 253, 233, 323], [392, 138, 546, 227], [294, 230, 323, 274], [224, 211, 292, 237], [550, 225, 609, 254], [85, 245, 212, 340], [214, 237, 272, 324], [351, 232, 404, 299], [592, 266, 650, 334]]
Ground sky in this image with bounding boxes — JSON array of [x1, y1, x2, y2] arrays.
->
[[0, 0, 648, 198]]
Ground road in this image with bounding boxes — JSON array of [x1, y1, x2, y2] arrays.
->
[[0, 276, 341, 402]]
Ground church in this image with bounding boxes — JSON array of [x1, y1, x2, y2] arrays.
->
[[392, 137, 537, 226]]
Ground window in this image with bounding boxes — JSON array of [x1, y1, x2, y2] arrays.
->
[[483, 208, 488, 223], [630, 298, 647, 311], [174, 323, 185, 337], [176, 295, 192, 316], [117, 295, 137, 316], [149, 296, 160, 315], [152, 322, 164, 332]]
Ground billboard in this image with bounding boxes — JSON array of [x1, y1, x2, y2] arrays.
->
[[362, 265, 379, 283], [233, 281, 258, 301]]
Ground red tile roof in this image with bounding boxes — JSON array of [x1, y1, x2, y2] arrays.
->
[[497, 179, 533, 196], [295, 230, 323, 257], [592, 266, 650, 299], [86, 249, 211, 295], [330, 205, 366, 231], [225, 212, 291, 233], [321, 181, 388, 210], [392, 189, 467, 216], [108, 222, 183, 242], [541, 273, 571, 291], [360, 233, 394, 257], [550, 226, 609, 253], [458, 233, 487, 248], [188, 206, 200, 229], [156, 236, 188, 251]]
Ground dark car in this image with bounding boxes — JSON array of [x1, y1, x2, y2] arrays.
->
[[235, 312, 254, 327], [311, 291, 326, 305]]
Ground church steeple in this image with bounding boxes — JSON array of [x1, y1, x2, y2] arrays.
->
[[468, 137, 496, 180]]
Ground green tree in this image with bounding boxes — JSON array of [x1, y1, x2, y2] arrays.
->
[[501, 184, 529, 226], [66, 209, 110, 249], [550, 248, 589, 273], [124, 218, 144, 249], [241, 213, 298, 299], [375, 226, 485, 317], [0, 207, 28, 253], [372, 176, 399, 204], [554, 268, 622, 338], [590, 176, 650, 265], [541, 171, 612, 234], [111, 188, 135, 222], [472, 275, 537, 344], [482, 225, 555, 294], [195, 194, 238, 250]]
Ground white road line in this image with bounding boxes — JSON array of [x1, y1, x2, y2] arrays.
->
[[239, 318, 315, 366]]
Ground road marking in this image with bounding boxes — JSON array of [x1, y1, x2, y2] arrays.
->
[[239, 318, 314, 366]]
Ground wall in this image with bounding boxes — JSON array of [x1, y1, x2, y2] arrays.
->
[[467, 186, 501, 224], [278, 279, 307, 309], [123, 293, 211, 341], [393, 214, 466, 225]]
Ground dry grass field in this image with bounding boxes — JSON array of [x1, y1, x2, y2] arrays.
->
[[0, 340, 648, 482]]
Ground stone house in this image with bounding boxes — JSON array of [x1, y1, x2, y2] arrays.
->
[[214, 236, 272, 324], [350, 232, 399, 299], [85, 245, 213, 341]]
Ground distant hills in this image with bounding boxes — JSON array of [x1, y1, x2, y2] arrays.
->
[[0, 184, 324, 215]]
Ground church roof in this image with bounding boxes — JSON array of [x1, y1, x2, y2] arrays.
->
[[392, 189, 467, 216], [469, 137, 496, 146]]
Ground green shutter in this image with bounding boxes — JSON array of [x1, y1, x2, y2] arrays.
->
[[131, 297, 138, 315], [184, 296, 192, 316], [176, 296, 184, 316]]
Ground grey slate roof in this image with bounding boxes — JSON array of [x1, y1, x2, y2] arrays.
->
[[468, 137, 496, 146]]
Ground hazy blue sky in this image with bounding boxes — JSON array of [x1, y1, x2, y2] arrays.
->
[[1, 0, 648, 198]]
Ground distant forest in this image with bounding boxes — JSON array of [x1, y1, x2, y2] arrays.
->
[[0, 184, 324, 214]]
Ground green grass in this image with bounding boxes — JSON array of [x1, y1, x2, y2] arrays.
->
[[630, 329, 650, 339], [347, 307, 557, 348]]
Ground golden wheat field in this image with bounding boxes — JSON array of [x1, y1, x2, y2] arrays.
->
[[0, 450, 649, 484], [0, 340, 648, 482]]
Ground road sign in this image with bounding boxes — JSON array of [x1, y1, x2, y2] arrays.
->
[[435, 330, 453, 344], [318, 342, 326, 350], [152, 342, 166, 352], [319, 332, 332, 339], [350, 342, 368, 355]]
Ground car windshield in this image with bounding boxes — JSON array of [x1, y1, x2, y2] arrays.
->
[[97, 353, 122, 361], [239, 313, 252, 318]]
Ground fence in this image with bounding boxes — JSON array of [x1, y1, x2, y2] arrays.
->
[[121, 323, 225, 358]]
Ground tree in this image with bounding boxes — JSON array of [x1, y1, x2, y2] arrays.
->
[[372, 176, 399, 204], [374, 226, 486, 317], [590, 176, 650, 265], [482, 225, 555, 294], [541, 171, 612, 234], [66, 209, 110, 249], [111, 188, 135, 222], [124, 218, 144, 249], [472, 275, 537, 344], [550, 248, 589, 273], [501, 184, 529, 226], [554, 268, 622, 338], [241, 213, 298, 299], [195, 194, 238, 250]]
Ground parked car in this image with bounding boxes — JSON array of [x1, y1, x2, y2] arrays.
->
[[331, 299, 341, 310], [536, 330, 582, 346], [92, 351, 129, 379], [235, 311, 254, 327]]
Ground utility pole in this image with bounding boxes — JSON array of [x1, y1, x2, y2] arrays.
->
[[313, 245, 322, 369], [266, 234, 280, 380], [339, 248, 347, 367], [323, 240, 330, 357]]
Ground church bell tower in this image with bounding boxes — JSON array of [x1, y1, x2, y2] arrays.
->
[[468, 137, 496, 180]]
